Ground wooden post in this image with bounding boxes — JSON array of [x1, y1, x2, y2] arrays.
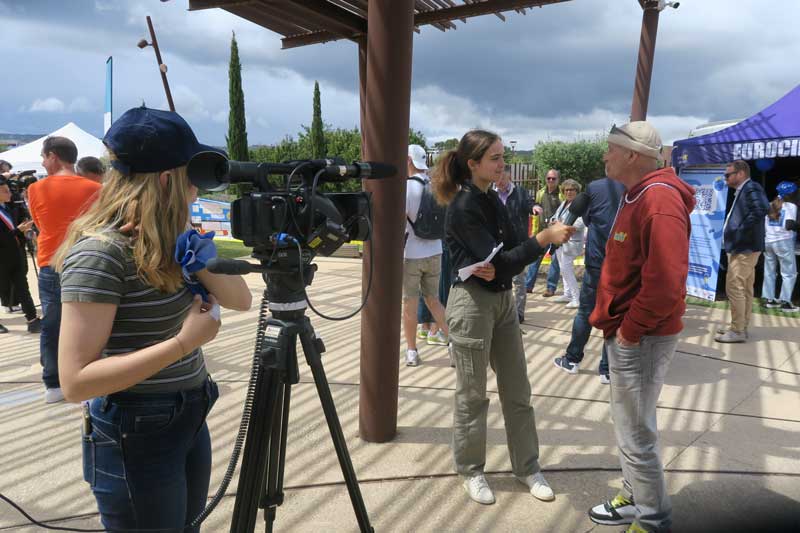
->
[[358, 0, 415, 442]]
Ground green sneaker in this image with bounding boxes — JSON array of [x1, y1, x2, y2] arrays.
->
[[622, 523, 649, 533], [416, 326, 429, 340], [588, 493, 636, 525], [427, 330, 448, 346]]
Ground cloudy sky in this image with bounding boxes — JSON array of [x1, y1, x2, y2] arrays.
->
[[1, 0, 798, 150]]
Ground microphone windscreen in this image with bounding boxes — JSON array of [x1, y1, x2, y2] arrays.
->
[[568, 192, 590, 218], [363, 162, 396, 179]]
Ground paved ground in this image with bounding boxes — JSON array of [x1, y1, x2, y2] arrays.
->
[[1, 256, 799, 532]]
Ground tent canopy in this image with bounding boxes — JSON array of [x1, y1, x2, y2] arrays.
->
[[1, 122, 106, 175], [672, 84, 800, 170]]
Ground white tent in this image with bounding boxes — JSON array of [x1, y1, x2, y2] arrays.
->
[[1, 122, 106, 175]]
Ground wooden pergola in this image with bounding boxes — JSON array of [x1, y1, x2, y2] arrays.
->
[[187, 0, 664, 442]]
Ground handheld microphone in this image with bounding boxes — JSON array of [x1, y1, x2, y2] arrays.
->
[[564, 192, 590, 226]]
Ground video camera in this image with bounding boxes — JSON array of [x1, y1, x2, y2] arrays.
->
[[187, 152, 393, 270], [6, 170, 38, 195]]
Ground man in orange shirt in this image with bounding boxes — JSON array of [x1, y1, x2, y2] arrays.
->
[[28, 136, 101, 403]]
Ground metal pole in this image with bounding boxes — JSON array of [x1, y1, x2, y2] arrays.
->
[[630, 2, 659, 121], [358, 0, 415, 442], [146, 15, 176, 112]]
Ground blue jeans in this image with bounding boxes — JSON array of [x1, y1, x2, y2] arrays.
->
[[83, 378, 219, 532], [525, 245, 560, 292], [565, 266, 609, 375], [418, 248, 451, 324], [762, 238, 797, 302], [38, 266, 61, 388]]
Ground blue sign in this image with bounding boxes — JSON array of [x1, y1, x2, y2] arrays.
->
[[680, 166, 729, 301], [190, 198, 233, 238]]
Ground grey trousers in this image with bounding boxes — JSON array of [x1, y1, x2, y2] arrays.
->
[[512, 271, 527, 320], [607, 334, 679, 533], [447, 283, 541, 478]]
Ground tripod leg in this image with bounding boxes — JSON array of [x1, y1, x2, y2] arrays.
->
[[298, 325, 374, 533], [261, 377, 292, 533], [230, 362, 281, 533]]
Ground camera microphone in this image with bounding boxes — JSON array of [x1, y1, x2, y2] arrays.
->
[[206, 257, 260, 275], [564, 192, 590, 226], [321, 162, 396, 181]]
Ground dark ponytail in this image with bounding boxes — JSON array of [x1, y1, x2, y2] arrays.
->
[[431, 129, 501, 206]]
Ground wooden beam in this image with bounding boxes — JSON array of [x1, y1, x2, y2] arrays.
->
[[286, 0, 367, 35], [283, 0, 573, 49], [225, 4, 307, 37], [415, 0, 571, 26], [188, 0, 254, 11], [282, 30, 341, 49]]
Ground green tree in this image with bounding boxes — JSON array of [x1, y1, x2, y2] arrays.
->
[[226, 32, 248, 161], [434, 138, 459, 152], [531, 137, 608, 188], [226, 32, 249, 196], [310, 81, 326, 159], [409, 128, 427, 149]]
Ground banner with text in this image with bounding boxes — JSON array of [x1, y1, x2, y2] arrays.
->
[[191, 198, 233, 239], [680, 166, 729, 301]]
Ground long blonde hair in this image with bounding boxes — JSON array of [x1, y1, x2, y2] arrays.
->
[[54, 161, 193, 293]]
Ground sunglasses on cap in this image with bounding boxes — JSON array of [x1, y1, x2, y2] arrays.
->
[[609, 124, 640, 143]]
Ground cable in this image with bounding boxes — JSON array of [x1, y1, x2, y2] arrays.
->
[[189, 293, 270, 529], [301, 216, 375, 321]]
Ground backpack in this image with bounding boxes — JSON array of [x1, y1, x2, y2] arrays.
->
[[407, 176, 446, 240]]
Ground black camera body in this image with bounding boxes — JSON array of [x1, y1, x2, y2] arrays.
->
[[6, 171, 38, 195], [231, 188, 370, 258], [188, 152, 391, 266]]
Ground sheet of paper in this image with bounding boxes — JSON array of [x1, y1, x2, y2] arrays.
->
[[457, 242, 504, 282]]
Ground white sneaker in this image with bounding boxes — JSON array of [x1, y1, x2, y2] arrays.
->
[[516, 472, 555, 501], [553, 295, 571, 303], [463, 474, 495, 505], [44, 387, 65, 404], [600, 374, 611, 385], [565, 300, 580, 309], [405, 349, 421, 367]]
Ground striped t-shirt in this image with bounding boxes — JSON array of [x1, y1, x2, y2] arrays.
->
[[60, 233, 207, 393]]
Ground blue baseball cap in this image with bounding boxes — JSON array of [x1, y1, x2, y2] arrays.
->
[[103, 106, 225, 176], [776, 181, 798, 198]]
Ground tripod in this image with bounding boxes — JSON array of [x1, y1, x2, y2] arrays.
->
[[229, 265, 374, 533]]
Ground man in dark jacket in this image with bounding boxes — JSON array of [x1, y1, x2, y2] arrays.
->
[[715, 160, 770, 343], [588, 122, 695, 533], [494, 166, 535, 322], [553, 177, 623, 382]]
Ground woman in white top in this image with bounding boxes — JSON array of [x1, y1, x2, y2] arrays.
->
[[762, 180, 798, 312], [552, 179, 586, 307]]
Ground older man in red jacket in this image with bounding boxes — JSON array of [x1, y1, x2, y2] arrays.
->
[[587, 122, 695, 533]]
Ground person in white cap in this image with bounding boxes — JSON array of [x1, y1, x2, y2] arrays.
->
[[588, 121, 696, 533], [402, 144, 449, 366]]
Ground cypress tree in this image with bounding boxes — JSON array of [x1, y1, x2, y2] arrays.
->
[[310, 81, 326, 159], [227, 31, 248, 162]]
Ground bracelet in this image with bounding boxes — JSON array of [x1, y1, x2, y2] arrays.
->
[[174, 335, 188, 356]]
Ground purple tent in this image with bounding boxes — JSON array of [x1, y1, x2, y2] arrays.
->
[[672, 84, 800, 170]]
